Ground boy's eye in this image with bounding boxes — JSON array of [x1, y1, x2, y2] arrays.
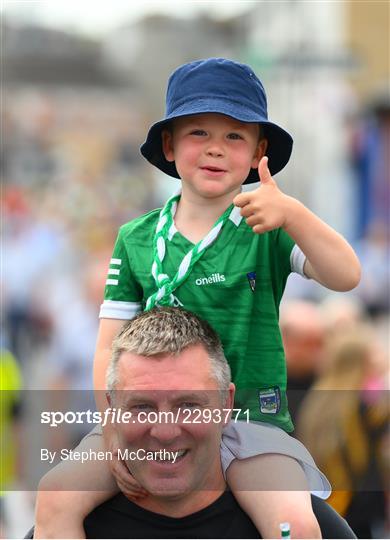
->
[[227, 133, 243, 140], [190, 129, 207, 136]]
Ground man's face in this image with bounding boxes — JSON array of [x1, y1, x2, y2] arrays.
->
[[112, 344, 234, 499]]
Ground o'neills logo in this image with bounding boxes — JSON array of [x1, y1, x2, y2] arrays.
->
[[195, 273, 226, 286]]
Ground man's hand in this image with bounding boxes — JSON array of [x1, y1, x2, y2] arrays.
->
[[109, 434, 148, 501], [233, 156, 291, 234]]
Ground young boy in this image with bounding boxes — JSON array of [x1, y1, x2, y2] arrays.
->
[[35, 58, 361, 538]]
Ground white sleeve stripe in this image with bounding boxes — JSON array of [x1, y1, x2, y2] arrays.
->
[[290, 245, 309, 279], [106, 278, 119, 285], [99, 300, 142, 320], [110, 258, 122, 265], [108, 268, 120, 275]]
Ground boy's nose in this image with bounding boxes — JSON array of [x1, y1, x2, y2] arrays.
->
[[206, 142, 224, 157]]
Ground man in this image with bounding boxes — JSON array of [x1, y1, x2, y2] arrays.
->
[[83, 307, 354, 538], [29, 308, 355, 538]]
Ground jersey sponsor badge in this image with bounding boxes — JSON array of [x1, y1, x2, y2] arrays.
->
[[246, 271, 256, 292], [195, 273, 225, 286], [258, 386, 281, 414]]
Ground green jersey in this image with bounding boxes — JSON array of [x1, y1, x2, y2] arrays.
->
[[101, 206, 306, 432]]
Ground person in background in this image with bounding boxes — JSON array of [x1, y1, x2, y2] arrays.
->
[[297, 324, 389, 539], [281, 300, 326, 426], [0, 348, 23, 537], [320, 296, 366, 335]]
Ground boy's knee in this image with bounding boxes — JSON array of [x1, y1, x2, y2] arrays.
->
[[35, 477, 68, 538], [36, 473, 72, 517], [288, 511, 321, 539], [264, 495, 321, 539], [37, 470, 63, 494], [34, 477, 88, 539], [36, 468, 87, 519]]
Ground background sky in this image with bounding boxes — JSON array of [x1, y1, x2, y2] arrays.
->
[[2, 0, 253, 36]]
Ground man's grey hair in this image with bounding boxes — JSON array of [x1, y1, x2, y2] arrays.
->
[[106, 307, 231, 398]]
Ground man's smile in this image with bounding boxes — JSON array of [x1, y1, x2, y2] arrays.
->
[[153, 449, 188, 463], [147, 449, 190, 469]]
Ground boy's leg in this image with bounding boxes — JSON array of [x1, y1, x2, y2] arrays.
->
[[221, 422, 329, 539], [226, 453, 321, 539], [34, 432, 118, 539]]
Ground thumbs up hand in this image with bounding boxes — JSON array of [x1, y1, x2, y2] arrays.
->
[[233, 156, 291, 234]]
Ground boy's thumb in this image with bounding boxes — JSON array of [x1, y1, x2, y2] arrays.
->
[[259, 156, 272, 184]]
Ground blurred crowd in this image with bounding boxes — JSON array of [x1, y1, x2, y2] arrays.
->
[[1, 83, 389, 538], [282, 299, 389, 539]]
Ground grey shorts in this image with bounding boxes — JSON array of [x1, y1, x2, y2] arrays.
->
[[85, 420, 331, 499], [221, 421, 330, 498]]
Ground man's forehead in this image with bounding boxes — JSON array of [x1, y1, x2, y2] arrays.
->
[[116, 344, 217, 390], [120, 389, 213, 405]]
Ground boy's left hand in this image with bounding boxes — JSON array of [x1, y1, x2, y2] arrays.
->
[[233, 156, 290, 234]]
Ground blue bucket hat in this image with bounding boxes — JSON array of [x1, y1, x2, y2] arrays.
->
[[140, 58, 293, 184]]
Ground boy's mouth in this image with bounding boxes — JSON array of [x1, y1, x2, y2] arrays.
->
[[200, 166, 226, 174]]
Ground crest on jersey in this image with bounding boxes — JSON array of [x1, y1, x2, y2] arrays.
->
[[259, 387, 281, 414], [246, 271, 256, 292]]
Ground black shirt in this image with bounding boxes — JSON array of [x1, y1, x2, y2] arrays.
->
[[83, 492, 356, 539]]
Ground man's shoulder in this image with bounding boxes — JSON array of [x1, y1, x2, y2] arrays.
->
[[83, 493, 356, 540]]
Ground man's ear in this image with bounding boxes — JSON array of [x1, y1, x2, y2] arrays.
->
[[106, 391, 112, 407], [251, 138, 268, 168], [162, 129, 175, 162], [222, 383, 236, 426]]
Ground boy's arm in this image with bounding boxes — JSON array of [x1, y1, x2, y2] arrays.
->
[[93, 318, 126, 445], [234, 157, 361, 291], [282, 198, 361, 290], [93, 317, 148, 498], [93, 318, 126, 390]]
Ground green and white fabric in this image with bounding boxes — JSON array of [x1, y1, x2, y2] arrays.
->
[[146, 192, 237, 310], [100, 196, 307, 432]]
